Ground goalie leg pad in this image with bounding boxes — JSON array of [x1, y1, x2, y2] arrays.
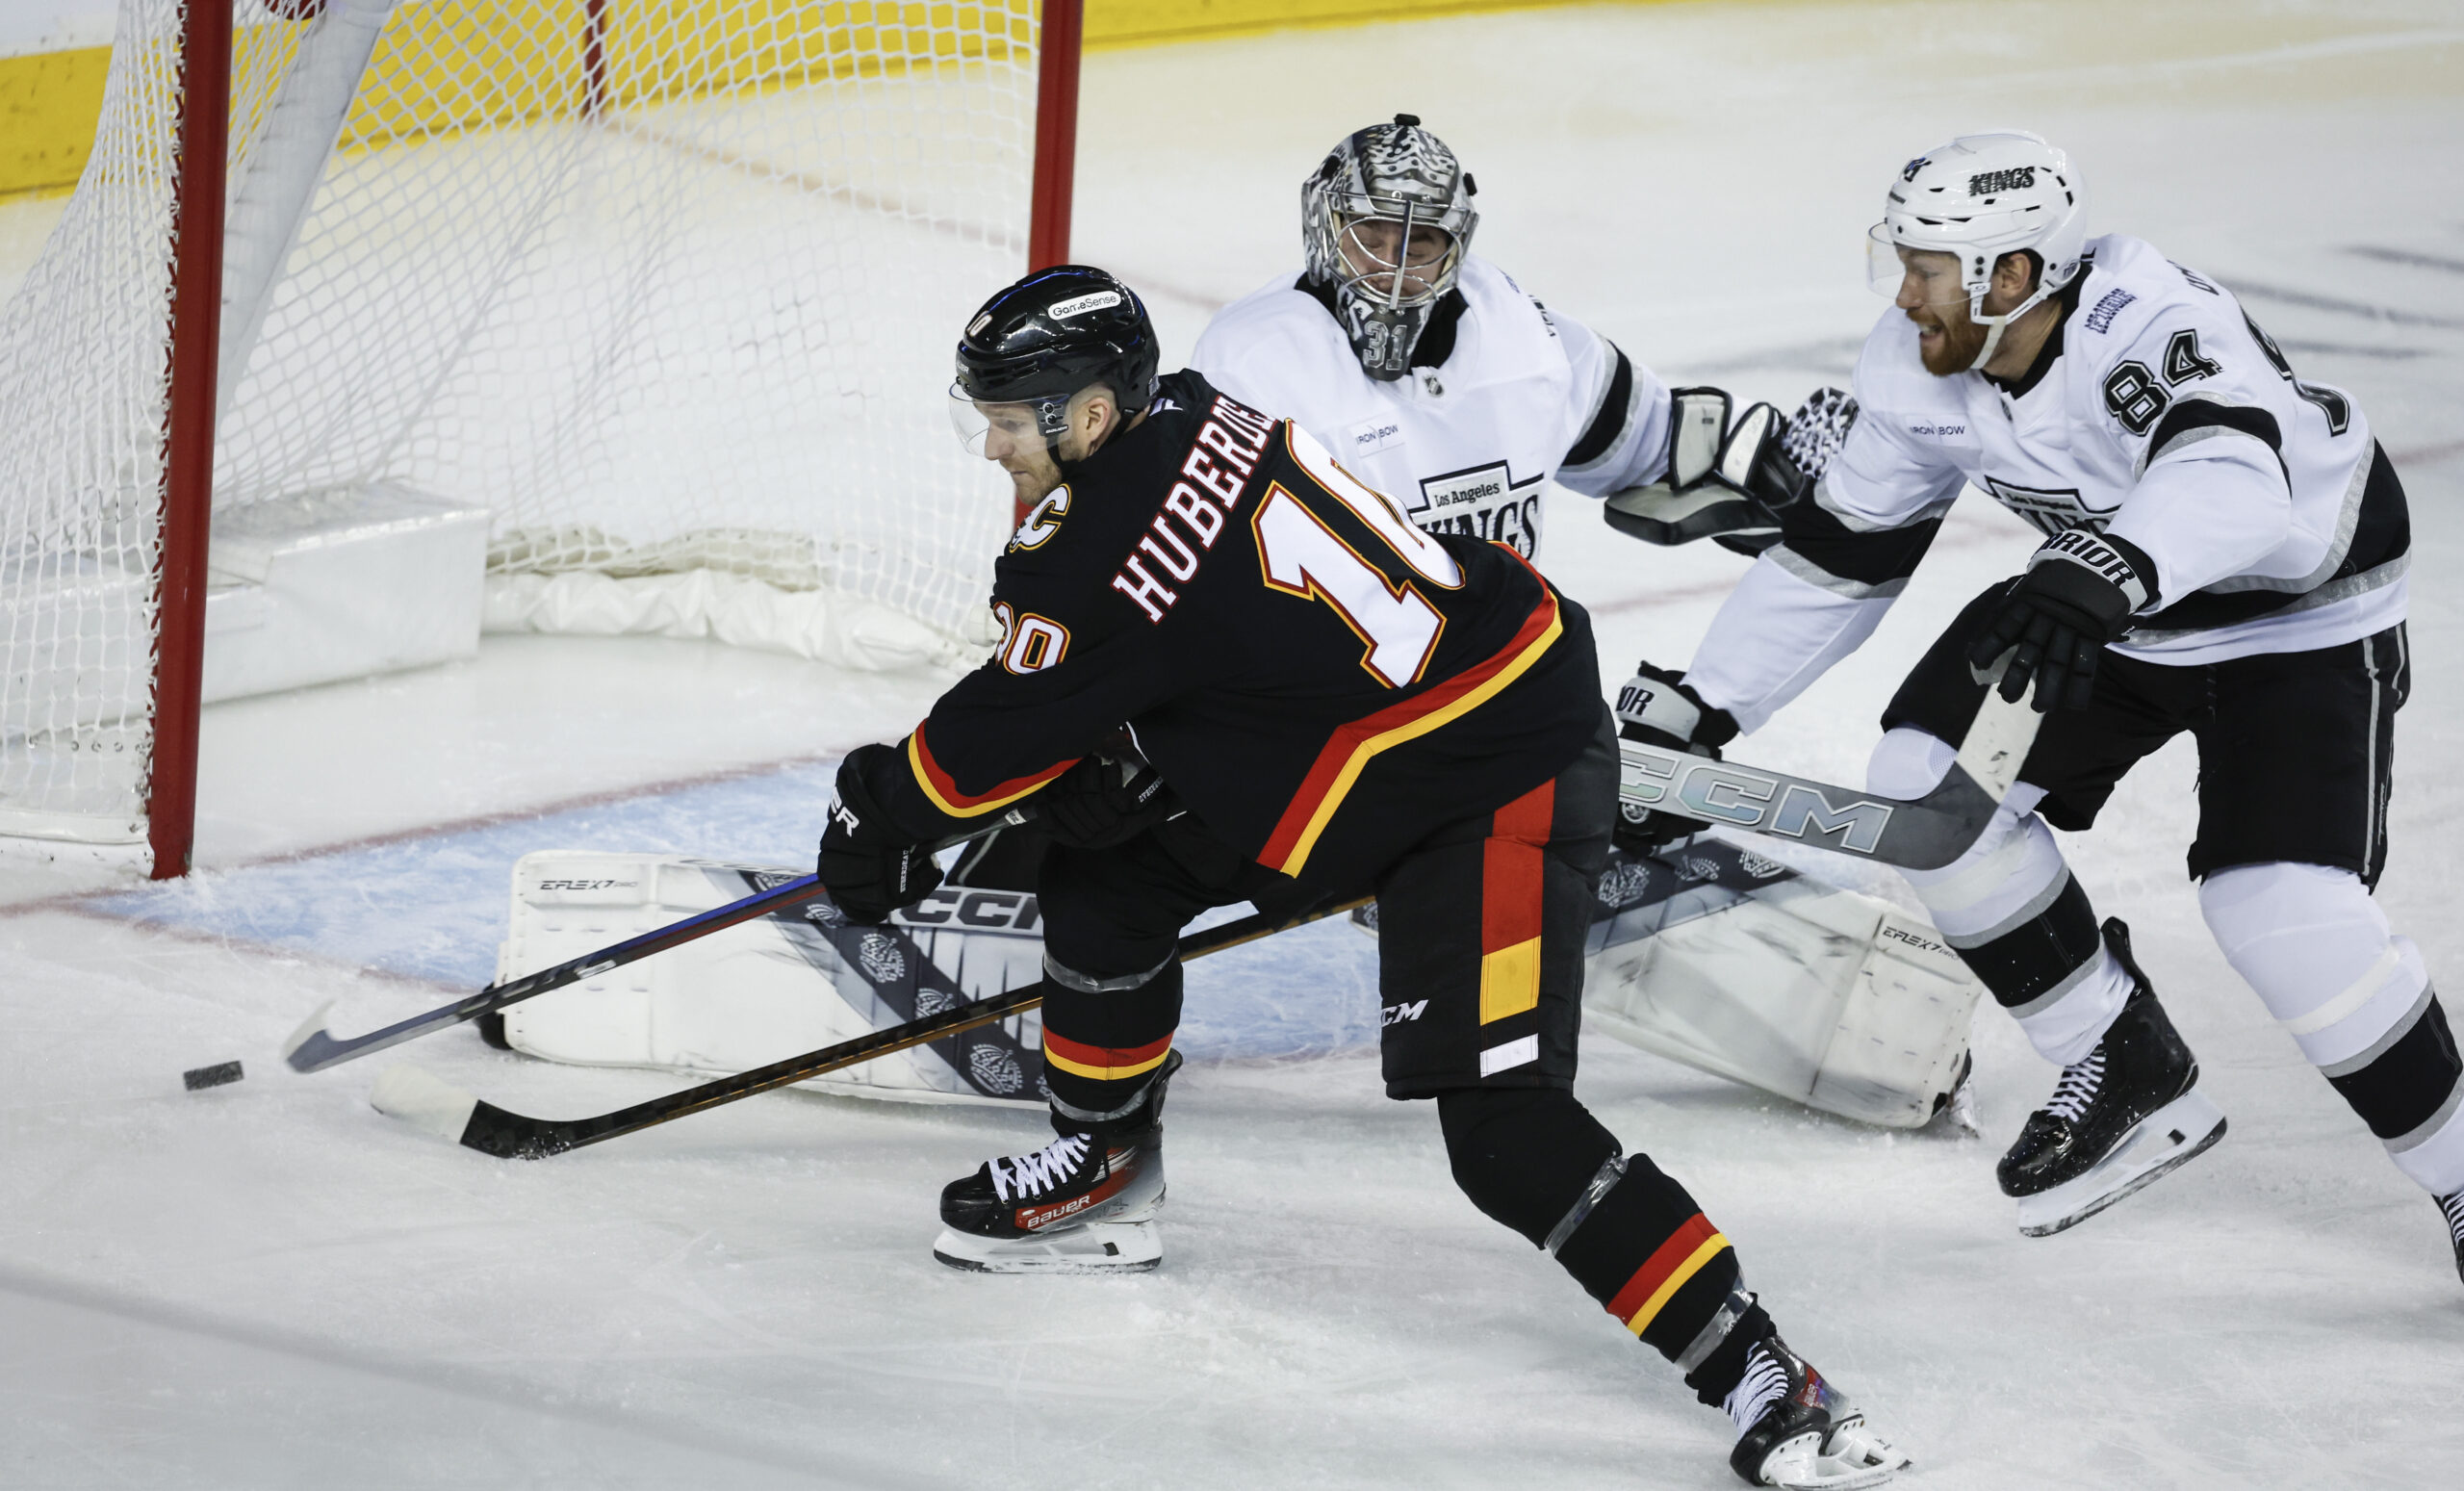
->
[[1582, 840, 1981, 1128], [494, 851, 1050, 1107]]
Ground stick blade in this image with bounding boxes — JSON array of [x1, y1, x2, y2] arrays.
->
[[280, 1002, 339, 1071], [1956, 649, 2044, 802], [370, 1064, 478, 1144]]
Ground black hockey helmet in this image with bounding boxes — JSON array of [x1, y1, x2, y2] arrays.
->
[[950, 266, 1160, 454]]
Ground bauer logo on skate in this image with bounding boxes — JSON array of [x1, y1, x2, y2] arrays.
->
[[1016, 1165, 1132, 1231]]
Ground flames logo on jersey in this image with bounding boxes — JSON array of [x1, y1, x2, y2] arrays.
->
[[1010, 487, 1070, 552]]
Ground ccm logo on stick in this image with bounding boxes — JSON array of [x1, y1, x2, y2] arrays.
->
[[896, 888, 1043, 935], [1621, 751, 1895, 854]]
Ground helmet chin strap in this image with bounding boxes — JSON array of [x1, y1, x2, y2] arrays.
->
[[1963, 279, 2059, 373]]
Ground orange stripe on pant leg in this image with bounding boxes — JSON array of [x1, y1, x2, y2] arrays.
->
[[1604, 1212, 1730, 1336], [1040, 1030, 1173, 1082], [1478, 780, 1553, 1025]]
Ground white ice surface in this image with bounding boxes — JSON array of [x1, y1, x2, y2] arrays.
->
[[3, 1, 2463, 1484]]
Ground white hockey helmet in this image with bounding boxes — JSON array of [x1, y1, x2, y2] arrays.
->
[[1867, 131, 2085, 369]]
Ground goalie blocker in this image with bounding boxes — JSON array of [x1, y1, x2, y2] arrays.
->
[[492, 842, 1978, 1130]]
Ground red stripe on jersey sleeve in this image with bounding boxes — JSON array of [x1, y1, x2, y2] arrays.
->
[[907, 724, 1077, 819]]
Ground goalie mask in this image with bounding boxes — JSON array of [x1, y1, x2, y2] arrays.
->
[[950, 265, 1161, 457], [1868, 131, 2086, 370], [1302, 114, 1478, 381]]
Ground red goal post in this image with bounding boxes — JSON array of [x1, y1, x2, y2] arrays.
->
[[0, 0, 1085, 883]]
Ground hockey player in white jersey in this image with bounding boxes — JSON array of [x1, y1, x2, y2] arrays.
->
[[1188, 114, 1675, 559], [1620, 131, 2463, 1265]]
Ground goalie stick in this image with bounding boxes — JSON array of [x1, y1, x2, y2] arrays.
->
[[282, 808, 1032, 1074], [371, 893, 1370, 1158], [1620, 653, 2040, 872]]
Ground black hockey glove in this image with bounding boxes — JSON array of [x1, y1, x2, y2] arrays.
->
[[818, 744, 942, 925], [1967, 528, 2159, 712], [1037, 750, 1175, 850], [1610, 661, 1740, 855]]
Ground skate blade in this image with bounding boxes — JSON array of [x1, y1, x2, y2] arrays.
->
[[2015, 1089, 2226, 1238], [1758, 1421, 1910, 1489], [932, 1221, 1161, 1274]]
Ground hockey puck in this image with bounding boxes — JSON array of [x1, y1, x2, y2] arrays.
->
[[183, 1061, 244, 1091]]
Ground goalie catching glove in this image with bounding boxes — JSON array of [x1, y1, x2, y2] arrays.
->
[[1967, 527, 2158, 712], [1602, 387, 1856, 555], [1611, 661, 1739, 855], [818, 744, 943, 924]]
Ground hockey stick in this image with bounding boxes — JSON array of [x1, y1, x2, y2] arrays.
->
[[282, 809, 1031, 1074], [1618, 654, 2039, 872], [371, 893, 1371, 1159]]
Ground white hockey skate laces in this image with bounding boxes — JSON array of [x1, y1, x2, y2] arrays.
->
[[1724, 1341, 1790, 1439], [988, 1135, 1091, 1202], [2044, 1049, 2107, 1125], [2440, 1192, 2464, 1246]]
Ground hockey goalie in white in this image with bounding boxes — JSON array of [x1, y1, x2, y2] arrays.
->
[[1619, 131, 2462, 1268], [1190, 114, 1669, 559]]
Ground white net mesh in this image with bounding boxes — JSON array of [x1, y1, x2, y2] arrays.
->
[[0, 0, 1039, 847]]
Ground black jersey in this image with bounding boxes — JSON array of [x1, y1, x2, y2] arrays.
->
[[865, 371, 1607, 892]]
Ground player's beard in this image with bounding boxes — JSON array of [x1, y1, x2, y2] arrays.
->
[[1909, 302, 1989, 376], [997, 445, 1065, 504]]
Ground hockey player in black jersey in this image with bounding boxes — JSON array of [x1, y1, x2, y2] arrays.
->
[[1622, 132, 2463, 1269], [815, 267, 1908, 1488]]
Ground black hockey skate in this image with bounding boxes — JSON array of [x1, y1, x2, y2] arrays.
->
[[933, 1051, 1179, 1274], [2438, 1192, 2464, 1287], [1725, 1335, 1908, 1489], [1999, 920, 2225, 1237]]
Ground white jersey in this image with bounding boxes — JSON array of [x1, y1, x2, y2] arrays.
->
[[1191, 256, 1668, 560], [1689, 232, 2404, 733]]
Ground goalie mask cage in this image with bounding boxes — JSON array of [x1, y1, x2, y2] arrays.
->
[[0, 0, 1082, 880]]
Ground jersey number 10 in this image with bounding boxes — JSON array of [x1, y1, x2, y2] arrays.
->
[[1255, 430, 1466, 689]]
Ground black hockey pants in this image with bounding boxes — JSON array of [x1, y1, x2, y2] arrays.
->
[[1028, 721, 1771, 1403]]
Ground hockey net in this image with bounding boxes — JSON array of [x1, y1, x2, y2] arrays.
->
[[0, 0, 1044, 866]]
